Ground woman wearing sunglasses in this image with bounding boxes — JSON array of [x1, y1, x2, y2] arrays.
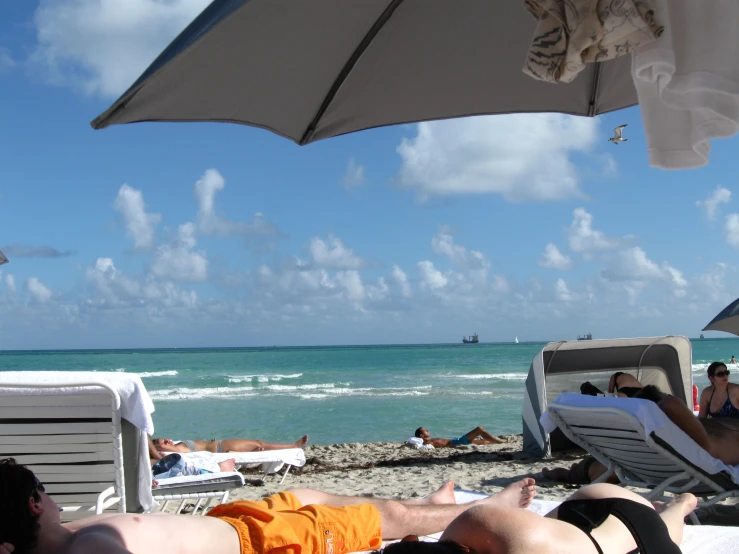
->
[[698, 361, 739, 418]]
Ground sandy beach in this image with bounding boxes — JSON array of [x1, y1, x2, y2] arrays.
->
[[213, 435, 738, 525]]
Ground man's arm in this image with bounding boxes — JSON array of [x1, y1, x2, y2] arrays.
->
[[658, 396, 712, 452]]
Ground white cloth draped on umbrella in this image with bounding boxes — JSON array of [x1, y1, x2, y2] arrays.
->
[[523, 0, 663, 83]]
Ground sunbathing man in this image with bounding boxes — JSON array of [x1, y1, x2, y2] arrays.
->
[[0, 457, 536, 554], [149, 434, 309, 460], [415, 427, 503, 448], [382, 483, 694, 554]]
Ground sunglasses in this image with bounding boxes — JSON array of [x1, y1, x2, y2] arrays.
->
[[34, 477, 46, 494], [401, 536, 471, 553], [714, 370, 730, 378]]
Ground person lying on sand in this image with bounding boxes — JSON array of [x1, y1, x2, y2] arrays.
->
[[381, 483, 693, 554], [0, 457, 535, 554], [414, 427, 504, 448], [148, 434, 309, 460]]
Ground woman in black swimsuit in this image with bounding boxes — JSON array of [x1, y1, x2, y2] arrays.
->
[[382, 483, 695, 554], [698, 361, 739, 418]]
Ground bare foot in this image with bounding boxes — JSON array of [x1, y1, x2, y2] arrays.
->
[[400, 481, 456, 506], [295, 435, 309, 447], [653, 494, 698, 517], [425, 481, 457, 505], [484, 478, 537, 509]]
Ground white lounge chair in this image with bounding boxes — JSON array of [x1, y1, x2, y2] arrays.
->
[[0, 374, 245, 518], [542, 394, 739, 512]]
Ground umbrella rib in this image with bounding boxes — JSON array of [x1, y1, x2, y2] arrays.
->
[[298, 0, 406, 145], [587, 62, 603, 117]]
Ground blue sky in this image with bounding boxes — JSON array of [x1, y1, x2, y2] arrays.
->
[[1, 0, 739, 349]]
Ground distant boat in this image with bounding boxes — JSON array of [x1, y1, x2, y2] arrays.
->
[[514, 336, 519, 344], [700, 333, 705, 339], [577, 333, 593, 341], [462, 334, 479, 344]]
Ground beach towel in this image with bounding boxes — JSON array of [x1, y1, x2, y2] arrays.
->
[[406, 437, 434, 450]]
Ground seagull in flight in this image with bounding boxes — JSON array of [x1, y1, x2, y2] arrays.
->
[[609, 124, 628, 144]]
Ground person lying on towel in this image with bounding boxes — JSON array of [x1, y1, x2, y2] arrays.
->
[[0, 457, 535, 554], [381, 483, 693, 554], [414, 426, 504, 447], [148, 433, 309, 460]]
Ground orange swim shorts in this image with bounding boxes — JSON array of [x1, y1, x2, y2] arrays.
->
[[206, 491, 382, 554]]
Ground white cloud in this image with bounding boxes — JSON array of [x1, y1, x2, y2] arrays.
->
[[396, 114, 599, 202], [417, 261, 448, 290], [27, 277, 52, 302], [555, 278, 574, 302], [335, 271, 365, 302], [391, 265, 412, 297], [567, 208, 621, 259], [114, 184, 161, 251], [31, 0, 210, 97], [194, 169, 282, 239], [342, 158, 366, 189], [309, 236, 366, 269], [149, 222, 208, 282], [697, 186, 731, 221], [726, 214, 739, 247], [86, 257, 198, 308], [539, 243, 572, 270], [431, 228, 490, 271], [600, 247, 687, 295], [5, 274, 16, 292]]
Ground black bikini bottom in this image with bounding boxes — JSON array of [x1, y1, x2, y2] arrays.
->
[[557, 498, 681, 554]]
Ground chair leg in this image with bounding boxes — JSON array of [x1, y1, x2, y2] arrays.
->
[[279, 464, 292, 484]]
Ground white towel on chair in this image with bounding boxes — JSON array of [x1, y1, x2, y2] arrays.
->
[[0, 371, 155, 434]]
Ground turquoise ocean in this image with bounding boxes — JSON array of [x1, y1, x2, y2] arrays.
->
[[1, 338, 737, 445]]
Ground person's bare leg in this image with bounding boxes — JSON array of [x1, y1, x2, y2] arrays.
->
[[288, 478, 536, 511], [465, 426, 504, 444], [651, 494, 698, 546], [220, 435, 309, 453], [545, 483, 695, 552]]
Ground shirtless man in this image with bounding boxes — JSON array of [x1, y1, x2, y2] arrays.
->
[[382, 483, 694, 554], [149, 434, 309, 459], [415, 427, 503, 448], [0, 458, 536, 554]]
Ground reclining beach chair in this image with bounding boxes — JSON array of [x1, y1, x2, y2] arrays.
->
[[542, 394, 739, 512], [0, 373, 244, 518]]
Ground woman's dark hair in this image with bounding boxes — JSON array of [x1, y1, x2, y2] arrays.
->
[[0, 458, 42, 554], [707, 361, 727, 378], [634, 385, 667, 403], [380, 540, 470, 554]]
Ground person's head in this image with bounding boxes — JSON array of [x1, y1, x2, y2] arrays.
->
[[707, 361, 730, 385], [380, 536, 470, 554], [0, 458, 59, 554], [415, 427, 429, 439]]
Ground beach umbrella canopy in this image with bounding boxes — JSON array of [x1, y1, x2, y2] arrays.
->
[[703, 298, 739, 336], [91, 0, 637, 145], [0, 251, 7, 266]]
